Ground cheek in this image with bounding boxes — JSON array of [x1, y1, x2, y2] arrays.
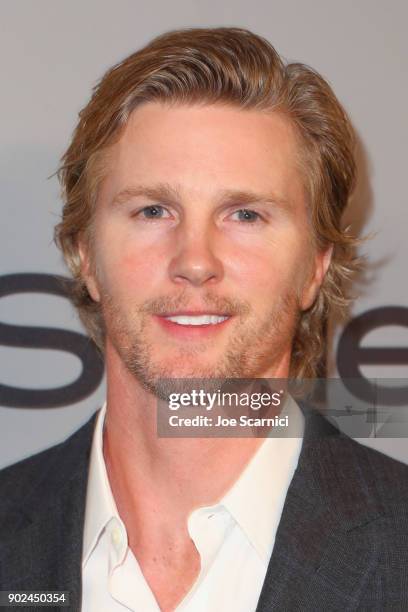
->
[[121, 248, 158, 279], [92, 223, 164, 298], [103, 248, 164, 295], [229, 238, 306, 296]]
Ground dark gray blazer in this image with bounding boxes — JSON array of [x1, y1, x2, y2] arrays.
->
[[1, 408, 408, 611]]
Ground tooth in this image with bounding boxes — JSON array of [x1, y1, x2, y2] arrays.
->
[[165, 315, 228, 326]]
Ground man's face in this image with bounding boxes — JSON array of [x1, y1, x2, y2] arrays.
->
[[80, 103, 330, 392]]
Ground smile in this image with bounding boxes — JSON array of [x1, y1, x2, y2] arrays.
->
[[155, 312, 232, 338], [163, 315, 229, 326]]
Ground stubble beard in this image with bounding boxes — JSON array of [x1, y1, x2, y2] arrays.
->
[[100, 288, 301, 401]]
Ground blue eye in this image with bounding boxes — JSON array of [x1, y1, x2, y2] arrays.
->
[[233, 209, 261, 222], [139, 205, 169, 219]]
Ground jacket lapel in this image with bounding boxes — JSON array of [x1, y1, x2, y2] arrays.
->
[[256, 409, 384, 611], [0, 414, 96, 612]]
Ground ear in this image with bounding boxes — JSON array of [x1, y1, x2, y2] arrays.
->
[[300, 244, 333, 311], [78, 239, 101, 303]]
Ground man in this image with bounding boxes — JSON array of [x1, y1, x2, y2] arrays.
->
[[1, 27, 407, 611]]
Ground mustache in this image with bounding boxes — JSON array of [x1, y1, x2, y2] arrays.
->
[[138, 292, 251, 317]]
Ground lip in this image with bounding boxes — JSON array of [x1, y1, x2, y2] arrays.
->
[[154, 313, 233, 338]]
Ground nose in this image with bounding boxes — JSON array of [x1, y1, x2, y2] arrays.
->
[[168, 223, 224, 287]]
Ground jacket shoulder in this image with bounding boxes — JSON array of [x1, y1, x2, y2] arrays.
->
[[0, 412, 98, 519], [339, 434, 408, 503], [302, 405, 408, 506], [303, 427, 408, 520]]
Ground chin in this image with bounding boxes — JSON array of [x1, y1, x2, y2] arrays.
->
[[153, 357, 225, 380]]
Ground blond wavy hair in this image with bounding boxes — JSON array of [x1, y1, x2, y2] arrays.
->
[[55, 27, 358, 379]]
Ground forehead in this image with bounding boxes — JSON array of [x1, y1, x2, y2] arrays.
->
[[100, 102, 306, 206]]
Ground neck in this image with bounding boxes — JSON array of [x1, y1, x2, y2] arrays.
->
[[102, 341, 290, 547]]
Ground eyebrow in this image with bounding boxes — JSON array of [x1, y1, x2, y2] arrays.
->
[[112, 184, 182, 206], [112, 183, 290, 209]]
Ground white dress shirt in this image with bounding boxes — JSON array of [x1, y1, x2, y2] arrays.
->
[[81, 398, 304, 611]]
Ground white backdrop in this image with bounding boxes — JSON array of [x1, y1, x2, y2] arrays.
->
[[1, 0, 407, 468]]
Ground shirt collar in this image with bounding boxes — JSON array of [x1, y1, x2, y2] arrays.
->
[[82, 396, 304, 568], [220, 395, 304, 564], [82, 402, 123, 567]]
